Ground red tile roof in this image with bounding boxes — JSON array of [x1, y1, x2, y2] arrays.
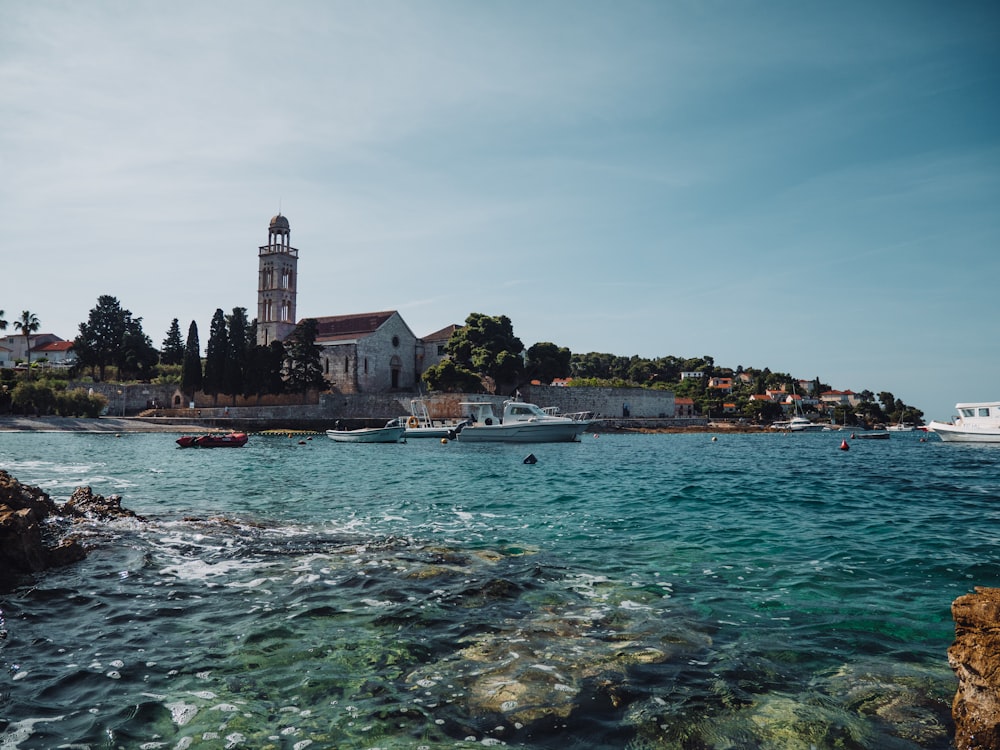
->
[[310, 311, 397, 342], [34, 341, 74, 353]]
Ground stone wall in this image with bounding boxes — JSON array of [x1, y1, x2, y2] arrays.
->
[[523, 384, 675, 419]]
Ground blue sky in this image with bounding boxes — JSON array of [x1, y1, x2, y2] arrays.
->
[[2, 1, 997, 421]]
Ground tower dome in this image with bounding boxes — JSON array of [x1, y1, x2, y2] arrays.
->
[[270, 214, 290, 232]]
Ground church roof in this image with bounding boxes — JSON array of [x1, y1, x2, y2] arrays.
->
[[421, 324, 461, 342], [310, 311, 398, 342]]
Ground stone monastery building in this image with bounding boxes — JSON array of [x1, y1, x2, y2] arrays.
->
[[256, 214, 453, 394]]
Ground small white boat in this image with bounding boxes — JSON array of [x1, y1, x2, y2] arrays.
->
[[456, 399, 592, 443], [927, 402, 1000, 443], [886, 423, 916, 432], [393, 399, 465, 439], [326, 421, 406, 443]]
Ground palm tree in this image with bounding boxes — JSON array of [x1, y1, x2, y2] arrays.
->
[[14, 311, 40, 367], [0, 309, 7, 331]]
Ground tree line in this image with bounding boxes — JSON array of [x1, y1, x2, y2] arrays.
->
[[2, 302, 924, 425]]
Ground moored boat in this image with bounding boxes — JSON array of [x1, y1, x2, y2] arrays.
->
[[325, 421, 406, 444], [393, 399, 466, 439], [851, 430, 890, 440], [455, 399, 592, 443], [176, 432, 249, 448], [927, 402, 1000, 443], [770, 416, 825, 432]]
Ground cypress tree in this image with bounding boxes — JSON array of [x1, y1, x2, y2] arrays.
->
[[181, 321, 202, 397]]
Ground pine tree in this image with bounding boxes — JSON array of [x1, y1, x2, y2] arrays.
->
[[161, 319, 185, 366]]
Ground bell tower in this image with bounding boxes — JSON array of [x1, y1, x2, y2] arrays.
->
[[257, 214, 299, 346]]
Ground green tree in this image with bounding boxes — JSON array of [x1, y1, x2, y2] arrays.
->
[[421, 359, 484, 393], [14, 311, 40, 367], [525, 342, 572, 384], [284, 318, 326, 393], [74, 296, 144, 381], [223, 307, 249, 399], [203, 309, 228, 399], [244, 340, 286, 399], [181, 321, 203, 397], [0, 310, 7, 331], [446, 313, 524, 392], [160, 319, 185, 366], [119, 318, 159, 380]]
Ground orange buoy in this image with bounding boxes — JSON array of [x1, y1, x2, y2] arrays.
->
[[840, 439, 850, 451]]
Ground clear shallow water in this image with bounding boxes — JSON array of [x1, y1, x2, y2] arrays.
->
[[1, 429, 997, 749]]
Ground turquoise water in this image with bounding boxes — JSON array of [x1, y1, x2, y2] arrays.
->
[[1, 429, 996, 749]]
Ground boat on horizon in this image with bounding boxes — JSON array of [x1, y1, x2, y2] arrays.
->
[[455, 398, 592, 443], [927, 402, 1000, 443]]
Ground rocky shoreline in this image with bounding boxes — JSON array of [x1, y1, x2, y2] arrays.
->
[[0, 470, 143, 592]]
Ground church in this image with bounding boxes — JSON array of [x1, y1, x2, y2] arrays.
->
[[255, 214, 454, 394]]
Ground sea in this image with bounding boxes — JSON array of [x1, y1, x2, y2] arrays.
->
[[0, 428, 997, 750]]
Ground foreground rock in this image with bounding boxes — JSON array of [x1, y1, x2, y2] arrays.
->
[[0, 470, 142, 592], [949, 587, 1000, 750]]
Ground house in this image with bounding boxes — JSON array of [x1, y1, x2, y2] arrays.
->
[[782, 393, 804, 413], [708, 377, 733, 393], [820, 390, 859, 407], [723, 402, 737, 414], [674, 397, 695, 417], [749, 394, 773, 403], [32, 340, 75, 366], [680, 371, 704, 380], [0, 333, 66, 364], [0, 344, 12, 368], [796, 379, 816, 394], [312, 311, 419, 393]]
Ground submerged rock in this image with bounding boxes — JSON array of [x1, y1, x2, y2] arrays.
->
[[949, 586, 1000, 750], [0, 470, 140, 592]]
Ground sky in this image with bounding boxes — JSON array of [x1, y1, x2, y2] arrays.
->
[[2, 1, 998, 421]]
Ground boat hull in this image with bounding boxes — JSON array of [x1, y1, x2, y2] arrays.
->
[[455, 422, 587, 443], [927, 421, 1000, 443], [325, 427, 406, 443]]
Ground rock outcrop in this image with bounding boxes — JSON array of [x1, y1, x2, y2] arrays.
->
[[949, 587, 1000, 750], [0, 470, 141, 592]]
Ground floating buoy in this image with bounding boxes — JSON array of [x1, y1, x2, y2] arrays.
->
[[840, 439, 850, 451], [711, 436, 718, 442], [850, 433, 856, 439], [523, 453, 538, 464], [298, 440, 306, 445], [593, 433, 600, 438], [440, 438, 448, 445]]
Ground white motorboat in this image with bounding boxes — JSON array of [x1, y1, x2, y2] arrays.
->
[[326, 421, 406, 443], [770, 415, 825, 432], [393, 399, 465, 439], [927, 402, 1000, 443], [456, 399, 592, 443]]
